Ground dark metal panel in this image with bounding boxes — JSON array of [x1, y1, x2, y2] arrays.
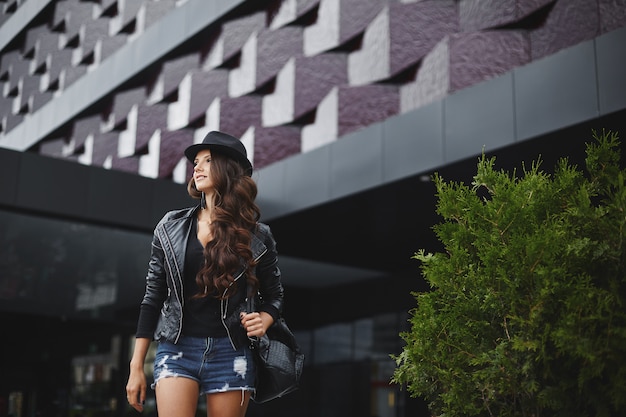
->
[[256, 160, 288, 221], [329, 122, 383, 199], [150, 180, 195, 228], [86, 167, 154, 230], [16, 152, 90, 218], [445, 72, 516, 162], [4, 148, 192, 230], [0, 147, 20, 206], [284, 144, 331, 212], [382, 100, 444, 182], [514, 39, 599, 141], [596, 26, 626, 115]]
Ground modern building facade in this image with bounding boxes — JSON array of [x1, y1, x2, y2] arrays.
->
[[1, 1, 625, 416]]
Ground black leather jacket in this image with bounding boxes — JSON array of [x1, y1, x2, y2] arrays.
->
[[140, 206, 284, 349]]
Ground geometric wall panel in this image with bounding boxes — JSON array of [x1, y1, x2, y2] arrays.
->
[[449, 30, 530, 92], [0, 0, 625, 183], [459, 0, 554, 32], [303, 0, 386, 57], [530, 0, 600, 60], [349, 1, 457, 85], [600, 0, 626, 33]]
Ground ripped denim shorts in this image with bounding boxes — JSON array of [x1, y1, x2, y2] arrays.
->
[[152, 335, 256, 396]]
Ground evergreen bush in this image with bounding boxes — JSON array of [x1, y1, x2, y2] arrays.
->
[[393, 130, 626, 417]]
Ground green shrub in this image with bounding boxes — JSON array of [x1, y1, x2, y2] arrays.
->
[[393, 130, 626, 417]]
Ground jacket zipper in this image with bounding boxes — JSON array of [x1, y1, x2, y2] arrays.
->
[[221, 247, 268, 350]]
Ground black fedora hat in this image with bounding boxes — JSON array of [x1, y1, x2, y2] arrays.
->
[[184, 131, 253, 176]]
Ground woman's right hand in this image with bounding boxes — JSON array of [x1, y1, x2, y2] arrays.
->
[[126, 366, 147, 412], [126, 338, 151, 412]]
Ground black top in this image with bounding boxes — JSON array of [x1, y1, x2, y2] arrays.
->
[[181, 217, 226, 337], [135, 216, 242, 339]]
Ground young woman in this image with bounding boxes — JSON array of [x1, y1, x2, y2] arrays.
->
[[125, 131, 284, 417]]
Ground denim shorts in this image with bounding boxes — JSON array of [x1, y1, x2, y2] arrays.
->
[[152, 336, 256, 395]]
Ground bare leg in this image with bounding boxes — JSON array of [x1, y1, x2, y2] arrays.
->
[[155, 377, 200, 417], [206, 391, 251, 417]]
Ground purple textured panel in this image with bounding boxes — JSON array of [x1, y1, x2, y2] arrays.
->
[[0, 50, 19, 79], [253, 126, 301, 169], [72, 115, 102, 151], [100, 35, 129, 61], [7, 58, 29, 93], [111, 156, 140, 174], [48, 49, 74, 86], [294, 53, 348, 119], [221, 12, 266, 64], [99, 0, 118, 15], [39, 138, 66, 158], [390, 0, 458, 76], [119, 0, 144, 30], [110, 88, 146, 129], [337, 84, 398, 137], [24, 25, 47, 58], [36, 31, 61, 56], [135, 104, 168, 151], [4, 113, 24, 133], [459, 0, 554, 32], [158, 129, 193, 178], [92, 132, 120, 167], [0, 96, 12, 119], [296, 0, 320, 16], [449, 31, 530, 92], [269, 0, 319, 27], [256, 26, 303, 88], [34, 32, 62, 70], [187, 70, 228, 124], [219, 96, 262, 138], [52, 1, 72, 30], [19, 75, 40, 113], [144, 0, 177, 28], [64, 1, 94, 40], [161, 54, 200, 99], [63, 65, 88, 89], [460, 0, 514, 32], [81, 19, 110, 60], [530, 0, 599, 60], [599, 0, 626, 33], [340, 0, 386, 44], [31, 90, 54, 114], [268, 0, 320, 29], [517, 0, 559, 17]]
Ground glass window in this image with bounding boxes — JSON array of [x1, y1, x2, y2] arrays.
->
[[0, 209, 151, 320]]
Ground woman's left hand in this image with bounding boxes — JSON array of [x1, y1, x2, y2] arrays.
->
[[240, 311, 273, 337]]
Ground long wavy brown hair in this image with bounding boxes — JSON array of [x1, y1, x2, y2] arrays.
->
[[187, 152, 260, 299]]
